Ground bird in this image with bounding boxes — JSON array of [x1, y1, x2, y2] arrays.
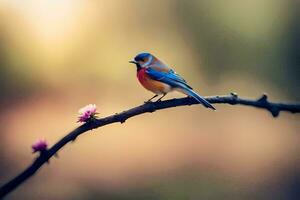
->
[[129, 52, 216, 110]]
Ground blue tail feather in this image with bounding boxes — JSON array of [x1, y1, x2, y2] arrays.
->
[[184, 88, 216, 110]]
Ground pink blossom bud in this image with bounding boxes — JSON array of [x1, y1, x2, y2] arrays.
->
[[32, 139, 48, 153], [78, 104, 98, 122]]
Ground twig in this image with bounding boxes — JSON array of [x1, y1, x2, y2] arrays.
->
[[0, 93, 299, 198]]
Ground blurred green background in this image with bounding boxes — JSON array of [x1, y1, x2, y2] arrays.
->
[[0, 0, 299, 199]]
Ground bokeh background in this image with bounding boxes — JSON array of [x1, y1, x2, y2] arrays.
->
[[0, 0, 299, 199]]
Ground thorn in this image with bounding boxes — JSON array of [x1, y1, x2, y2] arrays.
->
[[229, 92, 238, 105], [230, 92, 238, 98], [71, 137, 77, 143], [258, 93, 268, 103], [270, 108, 279, 117]]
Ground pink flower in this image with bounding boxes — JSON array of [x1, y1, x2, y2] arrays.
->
[[78, 104, 98, 122], [32, 139, 48, 153]]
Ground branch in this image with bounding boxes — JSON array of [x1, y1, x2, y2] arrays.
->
[[0, 93, 299, 198]]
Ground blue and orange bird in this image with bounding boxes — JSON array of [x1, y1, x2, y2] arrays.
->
[[129, 52, 216, 110]]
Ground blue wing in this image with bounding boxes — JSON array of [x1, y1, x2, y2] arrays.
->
[[145, 67, 192, 89]]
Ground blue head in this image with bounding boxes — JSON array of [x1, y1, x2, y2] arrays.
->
[[130, 52, 154, 70]]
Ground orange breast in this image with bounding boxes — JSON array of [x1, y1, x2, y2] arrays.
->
[[137, 69, 171, 94]]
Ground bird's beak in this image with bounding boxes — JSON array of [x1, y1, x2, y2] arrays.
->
[[129, 60, 137, 64]]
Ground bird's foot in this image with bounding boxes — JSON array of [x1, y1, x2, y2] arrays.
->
[[144, 94, 158, 104], [155, 93, 167, 102]]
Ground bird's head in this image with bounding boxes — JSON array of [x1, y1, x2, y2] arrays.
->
[[129, 52, 154, 71]]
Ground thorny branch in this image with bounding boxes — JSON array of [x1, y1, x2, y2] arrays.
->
[[0, 93, 299, 198]]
